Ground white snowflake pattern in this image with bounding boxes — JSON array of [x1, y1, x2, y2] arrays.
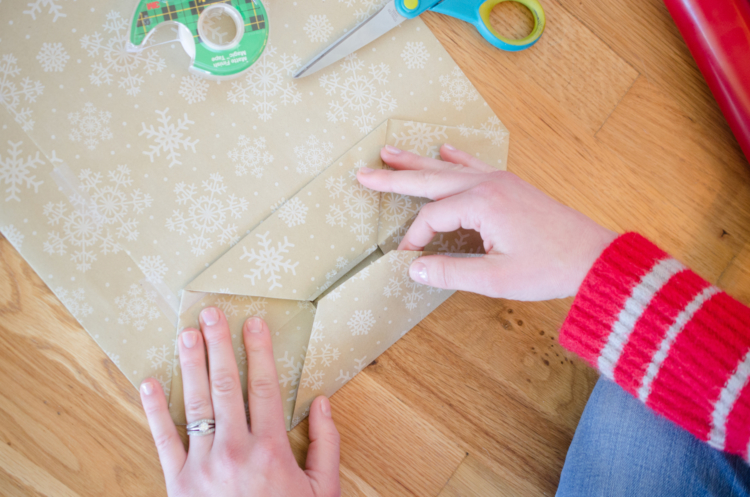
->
[[277, 197, 308, 228], [300, 342, 341, 391], [392, 122, 448, 158], [439, 67, 479, 111], [166, 173, 249, 256], [227, 45, 302, 122], [240, 232, 299, 291], [380, 193, 419, 226], [68, 103, 113, 150], [347, 309, 375, 336], [24, 0, 66, 22], [106, 350, 121, 368], [433, 231, 479, 254], [294, 135, 334, 176], [43, 194, 119, 272], [277, 350, 305, 401], [54, 287, 94, 319], [310, 321, 325, 343], [139, 255, 169, 283], [400, 41, 430, 69], [303, 15, 334, 43], [153, 367, 173, 398], [80, 11, 166, 96], [215, 295, 268, 318], [0, 141, 44, 202], [457, 118, 508, 159], [338, 0, 387, 21], [320, 54, 397, 133], [116, 283, 160, 331], [78, 165, 152, 242], [0, 54, 45, 131], [319, 255, 351, 293], [178, 74, 210, 104], [383, 251, 424, 311], [140, 108, 199, 167], [228, 136, 273, 178], [325, 162, 379, 243], [146, 344, 172, 369], [1, 224, 24, 248], [335, 356, 368, 384], [36, 42, 70, 72]]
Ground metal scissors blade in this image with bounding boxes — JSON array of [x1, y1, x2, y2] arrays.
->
[[293, 0, 407, 79]]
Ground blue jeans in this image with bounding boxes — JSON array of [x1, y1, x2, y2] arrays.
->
[[557, 378, 750, 496]]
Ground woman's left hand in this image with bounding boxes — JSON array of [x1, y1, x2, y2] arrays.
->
[[139, 308, 341, 497]]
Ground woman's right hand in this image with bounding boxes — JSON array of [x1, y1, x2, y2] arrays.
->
[[357, 144, 618, 301]]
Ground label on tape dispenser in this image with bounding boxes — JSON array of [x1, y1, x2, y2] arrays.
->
[[128, 0, 269, 80]]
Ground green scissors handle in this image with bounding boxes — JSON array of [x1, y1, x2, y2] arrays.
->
[[395, 0, 545, 52]]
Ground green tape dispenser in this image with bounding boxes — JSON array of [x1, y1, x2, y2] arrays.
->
[[128, 0, 269, 80]]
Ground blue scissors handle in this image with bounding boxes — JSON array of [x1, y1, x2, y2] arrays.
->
[[395, 0, 546, 52]]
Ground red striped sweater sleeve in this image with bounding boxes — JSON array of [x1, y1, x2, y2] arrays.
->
[[559, 232, 750, 460]]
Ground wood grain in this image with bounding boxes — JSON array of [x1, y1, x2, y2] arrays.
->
[[2, 0, 749, 495]]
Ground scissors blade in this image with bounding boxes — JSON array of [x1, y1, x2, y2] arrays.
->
[[294, 0, 407, 79]]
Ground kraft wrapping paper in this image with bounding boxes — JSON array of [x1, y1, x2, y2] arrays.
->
[[0, 0, 509, 428]]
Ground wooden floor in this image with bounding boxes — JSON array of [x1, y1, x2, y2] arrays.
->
[[2, 1, 749, 495]]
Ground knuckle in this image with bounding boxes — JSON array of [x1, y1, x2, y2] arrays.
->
[[249, 375, 277, 399], [153, 430, 178, 452], [218, 444, 249, 470], [179, 355, 204, 371], [185, 397, 212, 417], [211, 370, 238, 395]]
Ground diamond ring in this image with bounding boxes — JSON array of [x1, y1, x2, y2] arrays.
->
[[186, 418, 216, 436]]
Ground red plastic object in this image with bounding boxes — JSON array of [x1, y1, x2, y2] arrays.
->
[[663, 0, 750, 162]]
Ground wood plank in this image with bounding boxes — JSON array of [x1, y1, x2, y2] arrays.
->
[[438, 454, 539, 497], [718, 243, 750, 305]]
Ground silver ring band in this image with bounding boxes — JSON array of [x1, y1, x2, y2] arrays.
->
[[186, 418, 215, 436]]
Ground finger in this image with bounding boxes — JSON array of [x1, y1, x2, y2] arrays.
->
[[200, 307, 248, 443], [178, 328, 214, 454], [439, 144, 497, 173], [305, 397, 341, 497], [243, 317, 287, 440], [140, 379, 186, 483], [409, 254, 504, 296], [380, 145, 466, 171], [357, 166, 487, 201], [397, 193, 480, 251]]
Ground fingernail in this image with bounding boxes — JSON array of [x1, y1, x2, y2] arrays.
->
[[359, 166, 374, 174], [247, 316, 263, 333], [444, 143, 456, 151], [140, 381, 154, 396], [201, 307, 219, 326], [384, 145, 401, 155], [320, 397, 331, 417], [410, 261, 428, 283], [181, 330, 198, 348]]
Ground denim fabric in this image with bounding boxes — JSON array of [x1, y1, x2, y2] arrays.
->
[[557, 378, 750, 497]]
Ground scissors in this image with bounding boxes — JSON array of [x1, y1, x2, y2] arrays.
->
[[294, 0, 546, 79]]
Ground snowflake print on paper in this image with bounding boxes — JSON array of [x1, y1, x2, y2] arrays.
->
[[303, 15, 334, 43], [179, 74, 210, 104], [1, 225, 24, 248], [140, 108, 199, 167], [277, 350, 305, 401], [401, 42, 430, 69], [146, 344, 172, 369], [383, 251, 424, 311], [392, 121, 448, 158], [227, 45, 302, 122], [116, 283, 160, 331], [347, 309, 375, 336], [0, 141, 44, 202], [300, 342, 341, 391], [80, 10, 166, 96], [24, 0, 66, 22], [240, 232, 299, 291], [294, 135, 334, 176], [0, 54, 45, 131], [105, 350, 121, 368], [325, 161, 379, 243], [433, 231, 480, 254], [166, 173, 249, 256], [310, 321, 325, 343], [36, 42, 70, 72], [215, 295, 268, 318], [153, 367, 173, 398], [335, 356, 368, 384], [68, 103, 113, 151], [43, 195, 119, 272], [320, 54, 397, 133], [380, 193, 420, 226], [54, 287, 94, 319], [338, 0, 387, 21], [139, 255, 168, 283], [228, 136, 274, 178], [277, 197, 308, 228], [439, 67, 479, 111], [78, 165, 152, 242]]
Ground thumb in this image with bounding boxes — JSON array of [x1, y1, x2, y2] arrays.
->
[[409, 254, 504, 297], [305, 396, 341, 497]]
